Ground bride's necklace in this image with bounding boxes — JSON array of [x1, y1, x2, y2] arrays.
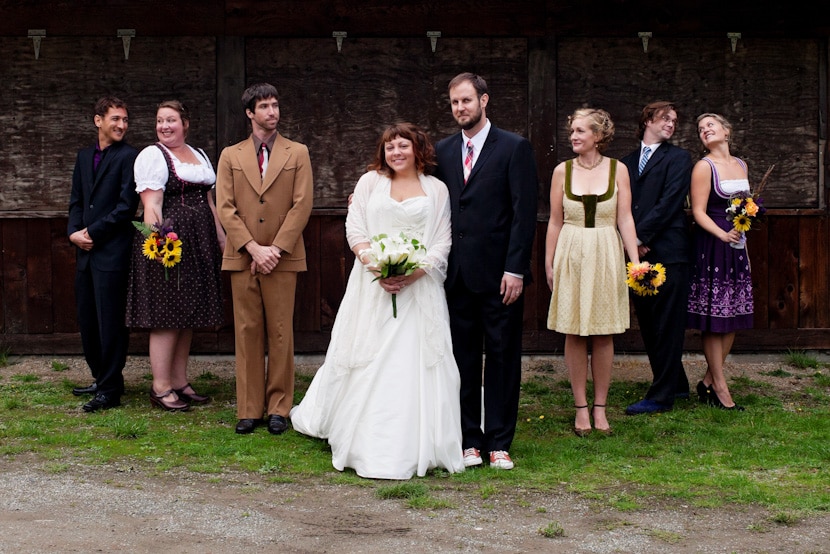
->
[[576, 155, 603, 170]]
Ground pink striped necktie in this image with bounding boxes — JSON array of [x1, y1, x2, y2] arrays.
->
[[463, 140, 473, 183]]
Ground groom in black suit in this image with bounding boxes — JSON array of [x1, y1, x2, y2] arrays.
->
[[621, 101, 693, 415], [434, 73, 538, 470], [68, 96, 139, 412]]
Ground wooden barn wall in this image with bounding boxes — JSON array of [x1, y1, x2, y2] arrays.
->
[[1, 32, 829, 354]]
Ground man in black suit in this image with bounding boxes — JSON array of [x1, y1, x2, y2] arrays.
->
[[67, 96, 139, 412], [621, 101, 693, 415], [434, 73, 538, 470]]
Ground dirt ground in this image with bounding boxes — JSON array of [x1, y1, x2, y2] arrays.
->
[[2, 353, 829, 553]]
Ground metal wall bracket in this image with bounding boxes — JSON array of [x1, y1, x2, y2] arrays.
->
[[333, 31, 347, 53], [727, 32, 741, 53], [427, 31, 441, 53], [638, 32, 652, 53], [28, 29, 45, 59], [118, 29, 135, 60]]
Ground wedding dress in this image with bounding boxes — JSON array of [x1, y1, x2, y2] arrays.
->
[[290, 171, 464, 479]]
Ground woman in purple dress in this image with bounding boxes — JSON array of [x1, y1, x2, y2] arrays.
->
[[687, 113, 751, 411]]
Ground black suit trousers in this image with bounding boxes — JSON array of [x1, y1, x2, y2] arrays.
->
[[447, 277, 523, 454], [631, 262, 690, 404], [75, 265, 130, 396]]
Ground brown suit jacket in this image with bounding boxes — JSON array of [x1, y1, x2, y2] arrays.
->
[[216, 133, 313, 272]]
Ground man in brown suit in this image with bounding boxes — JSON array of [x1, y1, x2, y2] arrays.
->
[[216, 83, 314, 435]]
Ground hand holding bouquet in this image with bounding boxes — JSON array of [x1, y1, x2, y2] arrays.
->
[[724, 164, 772, 249], [626, 261, 666, 296], [133, 218, 182, 280], [362, 232, 428, 317]]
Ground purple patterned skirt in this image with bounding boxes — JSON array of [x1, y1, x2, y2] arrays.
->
[[687, 215, 754, 333]]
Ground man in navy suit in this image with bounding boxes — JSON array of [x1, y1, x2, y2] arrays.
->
[[67, 96, 139, 412], [434, 73, 538, 470], [620, 101, 693, 415]]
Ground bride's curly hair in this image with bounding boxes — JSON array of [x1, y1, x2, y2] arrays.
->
[[368, 122, 437, 176]]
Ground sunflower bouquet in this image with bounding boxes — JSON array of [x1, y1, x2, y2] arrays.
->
[[133, 219, 182, 281], [724, 164, 773, 249], [626, 261, 666, 296], [725, 192, 765, 232]]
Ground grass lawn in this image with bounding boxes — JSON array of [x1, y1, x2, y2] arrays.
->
[[1, 353, 828, 520]]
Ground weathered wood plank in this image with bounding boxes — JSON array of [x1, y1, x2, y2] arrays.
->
[[318, 215, 350, 331], [294, 218, 321, 333], [1, 219, 28, 334], [25, 219, 53, 333], [748, 224, 770, 330], [766, 217, 800, 328], [799, 215, 830, 328], [51, 217, 77, 333]]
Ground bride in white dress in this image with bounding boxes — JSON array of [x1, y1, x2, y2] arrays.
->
[[290, 123, 464, 479]]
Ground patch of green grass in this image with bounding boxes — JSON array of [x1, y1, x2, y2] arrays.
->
[[11, 374, 39, 383], [760, 368, 792, 378], [647, 529, 684, 544], [406, 495, 455, 510], [538, 521, 565, 538], [1, 357, 829, 519], [51, 360, 70, 372], [0, 346, 11, 367], [813, 371, 830, 387], [101, 412, 148, 439], [785, 349, 820, 369], [771, 511, 801, 526], [375, 482, 428, 500]]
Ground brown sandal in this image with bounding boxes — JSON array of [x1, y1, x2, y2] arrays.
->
[[592, 404, 613, 436], [149, 388, 190, 411], [573, 405, 592, 437], [174, 383, 210, 405]]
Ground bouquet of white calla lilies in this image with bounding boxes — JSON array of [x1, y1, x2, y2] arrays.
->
[[365, 232, 429, 317]]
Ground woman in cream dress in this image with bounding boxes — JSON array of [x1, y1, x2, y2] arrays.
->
[[545, 108, 641, 436]]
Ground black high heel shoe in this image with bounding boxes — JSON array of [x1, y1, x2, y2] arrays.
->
[[696, 381, 711, 404], [708, 388, 745, 411]]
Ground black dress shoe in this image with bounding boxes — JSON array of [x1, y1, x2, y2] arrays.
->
[[235, 418, 262, 434], [83, 393, 120, 412], [267, 414, 289, 435], [72, 382, 98, 396]]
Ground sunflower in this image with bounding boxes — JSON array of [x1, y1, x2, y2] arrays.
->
[[142, 234, 160, 260], [733, 213, 752, 232], [162, 250, 181, 268], [626, 261, 666, 296]]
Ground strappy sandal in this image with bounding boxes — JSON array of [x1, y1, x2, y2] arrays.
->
[[174, 383, 211, 405], [592, 404, 613, 436], [573, 405, 592, 437], [149, 388, 190, 412]]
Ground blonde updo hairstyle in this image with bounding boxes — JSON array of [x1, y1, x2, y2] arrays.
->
[[567, 108, 615, 153]]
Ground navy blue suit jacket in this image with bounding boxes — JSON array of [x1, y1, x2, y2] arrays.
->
[[67, 140, 140, 272], [434, 126, 538, 293], [621, 142, 692, 265]]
